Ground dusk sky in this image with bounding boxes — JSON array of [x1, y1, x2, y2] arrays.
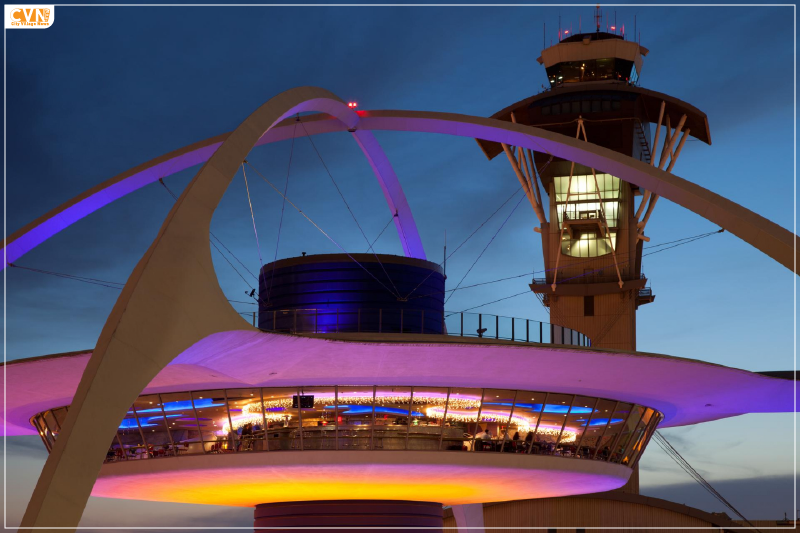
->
[[3, 4, 797, 529]]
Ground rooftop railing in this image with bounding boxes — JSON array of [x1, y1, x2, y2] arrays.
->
[[532, 272, 647, 286], [239, 308, 590, 347]]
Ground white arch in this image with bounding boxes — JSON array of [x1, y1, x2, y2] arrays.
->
[[4, 111, 797, 272], [18, 87, 381, 531]]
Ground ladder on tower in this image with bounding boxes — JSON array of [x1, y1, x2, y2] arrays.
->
[[634, 119, 652, 164]]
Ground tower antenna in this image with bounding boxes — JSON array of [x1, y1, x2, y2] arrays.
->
[[595, 4, 601, 32]]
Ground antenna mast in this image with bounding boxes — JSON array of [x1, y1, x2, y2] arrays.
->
[[595, 4, 602, 32]]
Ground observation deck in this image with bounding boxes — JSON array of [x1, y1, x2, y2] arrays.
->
[[32, 385, 658, 507]]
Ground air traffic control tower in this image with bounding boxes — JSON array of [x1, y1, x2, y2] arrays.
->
[[477, 19, 710, 351]]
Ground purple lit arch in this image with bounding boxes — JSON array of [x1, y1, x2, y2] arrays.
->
[[4, 108, 798, 271]]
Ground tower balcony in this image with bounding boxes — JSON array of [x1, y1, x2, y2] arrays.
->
[[562, 208, 607, 239], [530, 274, 649, 299]]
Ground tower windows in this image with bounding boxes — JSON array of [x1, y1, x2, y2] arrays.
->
[[554, 173, 622, 258]]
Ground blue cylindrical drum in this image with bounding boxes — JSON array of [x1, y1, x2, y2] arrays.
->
[[258, 254, 445, 334]]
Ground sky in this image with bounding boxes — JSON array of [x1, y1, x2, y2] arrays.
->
[[3, 3, 797, 529]]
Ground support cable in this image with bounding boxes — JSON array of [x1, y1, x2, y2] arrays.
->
[[7, 264, 124, 290], [366, 213, 397, 253], [158, 178, 258, 284], [263, 118, 299, 306], [212, 239, 257, 291], [299, 121, 401, 299], [448, 290, 533, 315], [442, 228, 724, 314], [244, 160, 402, 300], [241, 164, 265, 272], [410, 229, 724, 300], [653, 432, 761, 532], [210, 235, 258, 282], [403, 185, 524, 300], [9, 263, 253, 308], [445, 191, 527, 305], [641, 229, 724, 259]]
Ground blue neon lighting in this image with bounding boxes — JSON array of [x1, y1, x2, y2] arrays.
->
[[128, 398, 224, 415], [576, 418, 624, 427], [119, 414, 182, 429], [325, 405, 424, 417], [483, 402, 594, 414]]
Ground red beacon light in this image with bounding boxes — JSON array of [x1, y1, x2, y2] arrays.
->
[[610, 25, 616, 31], [347, 101, 358, 108], [564, 30, 569, 35]]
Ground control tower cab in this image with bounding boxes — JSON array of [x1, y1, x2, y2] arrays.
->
[[539, 31, 645, 88]]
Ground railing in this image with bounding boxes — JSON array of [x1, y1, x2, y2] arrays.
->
[[563, 208, 605, 223], [532, 273, 647, 287], [444, 311, 590, 347], [241, 308, 590, 347]]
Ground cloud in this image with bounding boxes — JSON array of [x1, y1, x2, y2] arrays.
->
[[642, 475, 798, 521]]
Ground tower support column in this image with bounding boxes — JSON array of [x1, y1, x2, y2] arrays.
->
[[253, 500, 443, 532], [451, 503, 485, 533]]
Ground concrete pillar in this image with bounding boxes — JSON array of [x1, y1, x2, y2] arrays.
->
[[451, 503, 485, 533], [254, 500, 443, 532]]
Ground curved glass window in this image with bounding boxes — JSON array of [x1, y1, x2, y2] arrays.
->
[[546, 58, 635, 87], [31, 388, 661, 470]]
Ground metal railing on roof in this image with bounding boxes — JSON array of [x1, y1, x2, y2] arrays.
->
[[238, 308, 590, 347]]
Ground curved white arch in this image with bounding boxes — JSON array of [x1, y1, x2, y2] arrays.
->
[[4, 110, 797, 272], [18, 88, 383, 531]]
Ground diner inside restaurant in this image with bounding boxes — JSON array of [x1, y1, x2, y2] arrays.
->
[[32, 387, 660, 468]]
